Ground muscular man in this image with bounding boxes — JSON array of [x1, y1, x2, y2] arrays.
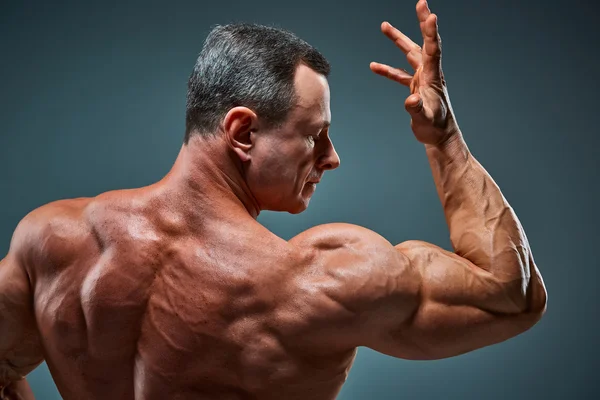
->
[[0, 1, 547, 399]]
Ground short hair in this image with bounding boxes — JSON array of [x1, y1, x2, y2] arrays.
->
[[184, 23, 330, 143]]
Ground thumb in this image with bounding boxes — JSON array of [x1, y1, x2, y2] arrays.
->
[[404, 93, 423, 117]]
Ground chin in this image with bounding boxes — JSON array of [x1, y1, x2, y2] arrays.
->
[[273, 199, 310, 215], [262, 192, 312, 214], [288, 196, 311, 214], [288, 204, 308, 214], [262, 201, 307, 214]]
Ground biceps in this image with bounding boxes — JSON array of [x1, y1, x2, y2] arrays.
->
[[363, 240, 540, 360], [0, 256, 43, 386], [387, 300, 539, 360]]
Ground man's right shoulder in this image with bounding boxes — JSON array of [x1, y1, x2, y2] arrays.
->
[[11, 197, 97, 273], [287, 223, 407, 284], [288, 222, 397, 256], [285, 223, 416, 352]]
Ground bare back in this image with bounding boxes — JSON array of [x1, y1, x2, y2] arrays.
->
[[1, 175, 547, 400], [0, 2, 549, 397], [22, 192, 359, 400]]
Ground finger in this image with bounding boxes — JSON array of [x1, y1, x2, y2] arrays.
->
[[416, 0, 431, 26], [422, 13, 442, 82], [381, 21, 423, 70], [370, 62, 413, 86], [417, 1, 443, 83], [409, 65, 421, 93], [404, 93, 424, 118], [405, 48, 423, 71], [381, 21, 420, 56]]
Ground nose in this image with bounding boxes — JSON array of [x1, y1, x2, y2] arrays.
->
[[317, 140, 341, 171]]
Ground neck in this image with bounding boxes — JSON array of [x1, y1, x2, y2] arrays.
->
[[153, 135, 261, 222]]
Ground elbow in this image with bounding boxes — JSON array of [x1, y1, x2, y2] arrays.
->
[[502, 278, 547, 336], [522, 254, 548, 318], [527, 269, 548, 315], [503, 269, 547, 321], [520, 271, 548, 327], [528, 288, 547, 323]]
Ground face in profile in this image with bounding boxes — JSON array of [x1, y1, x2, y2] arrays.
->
[[246, 64, 341, 214]]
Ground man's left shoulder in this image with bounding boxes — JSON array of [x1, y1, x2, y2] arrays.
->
[[11, 198, 95, 272]]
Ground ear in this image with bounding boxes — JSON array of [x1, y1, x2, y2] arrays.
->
[[222, 106, 258, 162]]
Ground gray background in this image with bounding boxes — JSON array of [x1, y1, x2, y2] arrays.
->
[[1, 0, 598, 399]]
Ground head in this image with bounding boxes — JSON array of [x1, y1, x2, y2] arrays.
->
[[185, 23, 340, 214]]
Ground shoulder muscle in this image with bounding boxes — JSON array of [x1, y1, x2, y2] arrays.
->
[[289, 223, 419, 349], [14, 198, 94, 275]]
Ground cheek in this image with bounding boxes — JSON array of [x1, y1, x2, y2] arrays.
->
[[250, 138, 314, 189], [290, 145, 315, 180], [299, 145, 317, 173], [250, 149, 294, 187]]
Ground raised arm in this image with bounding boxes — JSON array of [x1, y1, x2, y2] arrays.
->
[[0, 215, 44, 400], [291, 221, 546, 360], [290, 0, 546, 360], [370, 0, 546, 357]]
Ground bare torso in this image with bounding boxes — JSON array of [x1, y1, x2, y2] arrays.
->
[[29, 191, 357, 400]]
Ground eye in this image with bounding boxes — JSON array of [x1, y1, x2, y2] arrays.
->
[[307, 135, 320, 144]]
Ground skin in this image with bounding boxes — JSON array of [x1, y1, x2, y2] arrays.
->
[[0, 1, 547, 399]]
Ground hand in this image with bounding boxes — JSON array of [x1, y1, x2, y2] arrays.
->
[[370, 0, 461, 147]]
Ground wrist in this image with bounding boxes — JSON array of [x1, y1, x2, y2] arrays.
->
[[425, 131, 469, 159]]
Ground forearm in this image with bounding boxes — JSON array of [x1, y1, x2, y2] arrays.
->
[[0, 379, 35, 400], [425, 133, 546, 312]]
